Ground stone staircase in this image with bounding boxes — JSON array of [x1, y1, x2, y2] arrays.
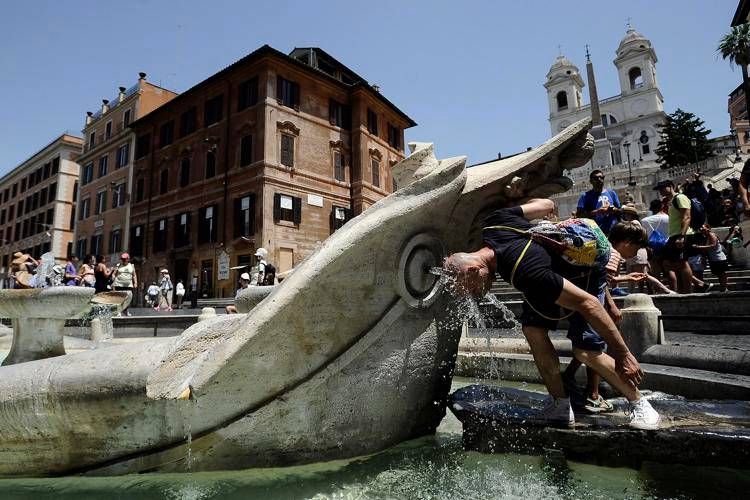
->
[[489, 264, 750, 303]]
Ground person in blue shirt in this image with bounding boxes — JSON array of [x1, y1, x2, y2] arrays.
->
[[576, 169, 622, 234]]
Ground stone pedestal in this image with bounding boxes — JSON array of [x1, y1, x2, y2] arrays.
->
[[619, 293, 661, 358], [3, 318, 67, 365]]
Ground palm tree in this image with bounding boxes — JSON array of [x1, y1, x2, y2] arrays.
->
[[719, 24, 750, 127]]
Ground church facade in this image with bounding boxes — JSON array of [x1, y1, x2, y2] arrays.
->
[[545, 28, 668, 217]]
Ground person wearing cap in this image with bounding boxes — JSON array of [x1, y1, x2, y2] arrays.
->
[[225, 272, 251, 314], [112, 253, 137, 316], [655, 180, 695, 293], [157, 269, 173, 312], [576, 169, 622, 235], [254, 247, 270, 286], [175, 279, 186, 309]]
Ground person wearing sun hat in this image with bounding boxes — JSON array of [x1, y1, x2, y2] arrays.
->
[[156, 268, 173, 311], [112, 252, 137, 316], [225, 272, 251, 314]]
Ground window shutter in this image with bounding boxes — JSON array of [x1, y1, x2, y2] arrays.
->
[[233, 197, 242, 238], [248, 193, 256, 234], [329, 99, 336, 125], [273, 193, 281, 221], [198, 207, 206, 243], [345, 208, 353, 222], [173, 214, 181, 246], [293, 82, 300, 108], [211, 205, 218, 242], [276, 75, 283, 102], [292, 196, 302, 225], [330, 206, 335, 233]]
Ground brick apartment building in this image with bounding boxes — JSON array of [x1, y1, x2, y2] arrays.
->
[[73, 74, 177, 261], [129, 45, 415, 298], [0, 133, 83, 286]]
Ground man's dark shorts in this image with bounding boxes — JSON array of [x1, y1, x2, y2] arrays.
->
[[663, 233, 700, 262], [514, 246, 607, 352]]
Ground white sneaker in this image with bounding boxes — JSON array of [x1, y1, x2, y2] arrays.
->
[[531, 397, 574, 428], [628, 398, 661, 430]]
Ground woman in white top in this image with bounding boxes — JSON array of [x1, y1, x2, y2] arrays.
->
[[112, 253, 137, 316]]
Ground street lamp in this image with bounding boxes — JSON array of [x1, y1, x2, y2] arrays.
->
[[730, 128, 742, 162], [623, 142, 636, 186]]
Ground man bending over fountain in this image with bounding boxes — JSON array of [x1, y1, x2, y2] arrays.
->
[[443, 198, 660, 429]]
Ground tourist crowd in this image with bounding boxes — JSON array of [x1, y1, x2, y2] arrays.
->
[[575, 166, 749, 295]]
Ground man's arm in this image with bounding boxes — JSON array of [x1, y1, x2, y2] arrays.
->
[[555, 279, 643, 388], [519, 198, 554, 220], [679, 207, 691, 236], [132, 269, 138, 289]]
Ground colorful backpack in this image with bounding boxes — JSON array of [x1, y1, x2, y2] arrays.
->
[[528, 218, 611, 269]]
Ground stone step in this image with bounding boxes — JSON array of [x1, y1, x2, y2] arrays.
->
[[450, 384, 750, 468]]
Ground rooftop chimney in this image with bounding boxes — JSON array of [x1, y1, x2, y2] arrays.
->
[[86, 111, 94, 126], [118, 86, 126, 103], [139, 72, 147, 81], [101, 99, 110, 114]]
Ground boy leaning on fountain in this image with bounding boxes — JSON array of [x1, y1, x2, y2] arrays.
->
[[443, 198, 661, 430]]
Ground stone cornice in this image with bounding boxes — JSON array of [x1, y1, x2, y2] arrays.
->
[[277, 120, 300, 136], [368, 148, 383, 160]]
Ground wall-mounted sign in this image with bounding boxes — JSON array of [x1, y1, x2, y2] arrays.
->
[[217, 250, 230, 281], [307, 194, 323, 207]]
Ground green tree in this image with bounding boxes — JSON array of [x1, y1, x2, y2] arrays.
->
[[655, 108, 713, 169], [718, 23, 750, 125]]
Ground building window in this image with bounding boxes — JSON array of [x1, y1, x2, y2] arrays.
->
[[239, 134, 253, 167], [160, 169, 169, 195], [130, 225, 144, 257], [204, 95, 224, 126], [179, 158, 191, 187], [46, 208, 53, 226], [109, 229, 121, 254], [43, 162, 51, 179], [105, 121, 112, 140], [205, 150, 216, 179], [135, 177, 145, 202], [556, 91, 568, 111], [329, 99, 351, 129], [116, 143, 130, 168], [330, 205, 351, 233], [234, 193, 255, 237], [136, 133, 151, 159], [98, 154, 108, 178], [80, 198, 90, 220], [174, 212, 192, 247], [89, 132, 96, 149], [629, 67, 643, 89], [123, 109, 131, 128], [95, 190, 107, 215], [0, 209, 4, 225], [198, 205, 218, 243], [153, 218, 167, 252], [371, 158, 380, 188], [12, 183, 17, 197], [40, 187, 48, 206], [273, 193, 301, 224], [76, 239, 87, 259], [180, 107, 197, 137], [51, 157, 59, 175], [159, 120, 174, 147], [90, 234, 103, 256], [611, 148, 623, 165], [639, 130, 650, 155], [238, 77, 259, 111], [333, 151, 345, 182], [112, 183, 126, 208], [82, 163, 94, 185], [21, 178, 26, 192], [367, 108, 379, 135], [276, 76, 299, 108], [387, 124, 401, 150], [280, 134, 294, 167]]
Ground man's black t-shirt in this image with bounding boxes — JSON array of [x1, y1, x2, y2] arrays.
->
[[482, 207, 564, 301]]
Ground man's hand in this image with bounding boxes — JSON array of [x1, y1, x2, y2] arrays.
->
[[614, 351, 644, 389], [625, 272, 646, 282]]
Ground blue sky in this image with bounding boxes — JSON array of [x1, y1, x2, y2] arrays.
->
[[0, 0, 741, 176]]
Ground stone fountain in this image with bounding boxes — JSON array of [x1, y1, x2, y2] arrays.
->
[[0, 287, 95, 365], [0, 119, 593, 477]]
